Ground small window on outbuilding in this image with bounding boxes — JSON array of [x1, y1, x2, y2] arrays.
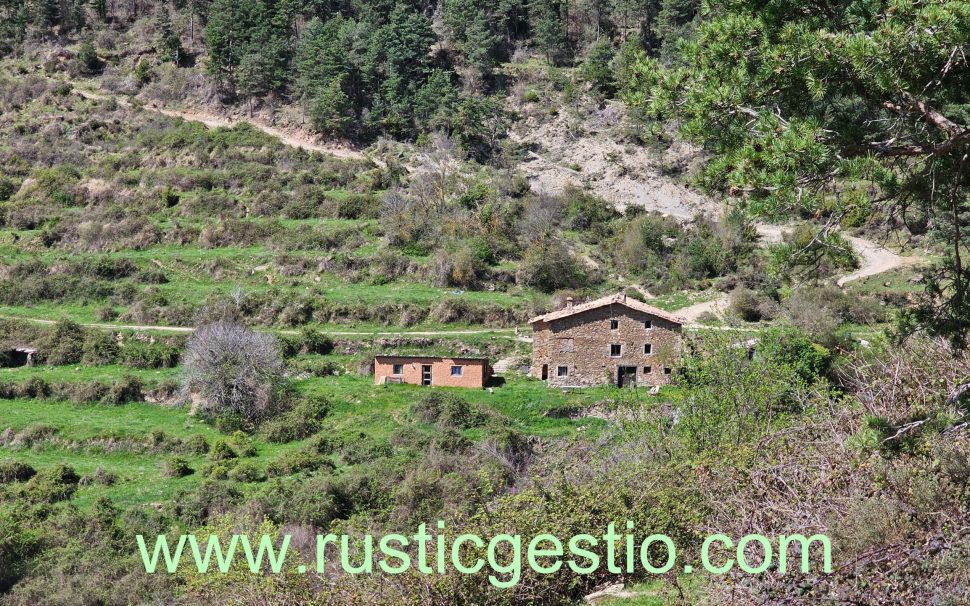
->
[[610, 319, 619, 330], [451, 366, 463, 377], [644, 320, 652, 329], [610, 344, 622, 357], [644, 344, 652, 354], [663, 367, 672, 375], [557, 366, 568, 377], [643, 366, 652, 374], [392, 364, 403, 374]]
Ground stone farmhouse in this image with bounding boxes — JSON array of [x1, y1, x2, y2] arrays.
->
[[374, 355, 490, 388], [529, 293, 684, 388]]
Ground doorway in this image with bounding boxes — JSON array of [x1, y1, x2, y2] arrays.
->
[[617, 366, 637, 388], [541, 364, 548, 380], [421, 365, 432, 386]]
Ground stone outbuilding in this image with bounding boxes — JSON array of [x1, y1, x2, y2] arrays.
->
[[374, 355, 490, 388], [529, 293, 684, 388], [2, 347, 37, 368]]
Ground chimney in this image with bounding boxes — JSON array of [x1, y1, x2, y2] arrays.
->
[[565, 296, 574, 309]]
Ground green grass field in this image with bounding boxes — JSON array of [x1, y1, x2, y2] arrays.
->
[[0, 369, 666, 509]]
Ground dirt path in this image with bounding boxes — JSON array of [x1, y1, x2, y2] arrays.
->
[[73, 88, 365, 160], [754, 224, 923, 286], [677, 225, 923, 323], [0, 315, 522, 337], [677, 294, 730, 322], [837, 235, 922, 286]]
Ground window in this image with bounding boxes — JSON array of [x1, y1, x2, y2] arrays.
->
[[663, 367, 672, 375], [644, 320, 652, 329], [392, 364, 403, 375], [610, 319, 619, 330], [644, 344, 652, 354], [610, 344, 622, 357], [450, 366, 463, 377], [557, 366, 568, 377], [643, 366, 652, 374]]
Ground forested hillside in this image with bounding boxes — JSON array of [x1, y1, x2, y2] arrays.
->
[[0, 0, 698, 145]]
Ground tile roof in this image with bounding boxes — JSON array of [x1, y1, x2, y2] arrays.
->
[[528, 293, 685, 325]]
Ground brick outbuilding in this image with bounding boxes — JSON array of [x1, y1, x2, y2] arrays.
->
[[374, 355, 490, 388], [529, 293, 684, 388]]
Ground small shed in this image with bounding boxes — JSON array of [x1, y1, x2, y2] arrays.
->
[[374, 355, 490, 388]]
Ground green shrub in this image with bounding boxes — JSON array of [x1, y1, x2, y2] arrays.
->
[[119, 340, 179, 369], [266, 451, 333, 477], [305, 433, 341, 455], [42, 319, 86, 365], [299, 328, 334, 355], [102, 376, 144, 404], [757, 326, 831, 383], [163, 457, 193, 478], [0, 461, 36, 483], [227, 431, 256, 457], [169, 480, 243, 526], [184, 435, 210, 454], [730, 288, 766, 322], [81, 330, 119, 365], [228, 462, 266, 482], [338, 435, 393, 465], [411, 392, 485, 429], [21, 464, 80, 504], [518, 241, 590, 293], [214, 413, 244, 434], [209, 440, 238, 462], [262, 395, 331, 444]]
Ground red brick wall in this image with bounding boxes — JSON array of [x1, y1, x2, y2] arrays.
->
[[374, 357, 488, 388]]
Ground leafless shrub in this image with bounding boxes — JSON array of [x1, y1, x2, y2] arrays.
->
[[181, 321, 286, 423]]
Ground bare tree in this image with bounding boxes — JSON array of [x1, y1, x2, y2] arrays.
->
[[181, 321, 285, 423]]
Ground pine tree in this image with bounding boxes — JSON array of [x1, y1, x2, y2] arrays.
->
[[530, 0, 568, 64], [623, 0, 970, 346], [309, 76, 354, 137], [154, 6, 183, 64]]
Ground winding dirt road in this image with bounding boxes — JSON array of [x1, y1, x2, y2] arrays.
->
[[675, 224, 924, 322], [73, 88, 365, 159]]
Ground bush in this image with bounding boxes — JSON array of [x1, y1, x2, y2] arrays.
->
[[517, 242, 589, 293], [119, 340, 179, 369], [42, 319, 86, 365], [266, 451, 333, 477], [163, 457, 193, 478], [209, 440, 238, 462], [0, 461, 36, 483], [184, 435, 210, 454], [262, 395, 331, 444], [81, 330, 119, 365], [228, 462, 266, 483], [757, 326, 831, 383], [169, 480, 243, 526], [102, 375, 144, 404], [411, 392, 485, 429], [227, 431, 257, 457], [21, 464, 80, 504], [182, 321, 287, 423], [299, 328, 334, 355], [730, 288, 767, 322]]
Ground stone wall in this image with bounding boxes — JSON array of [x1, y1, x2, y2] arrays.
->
[[530, 304, 681, 387]]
